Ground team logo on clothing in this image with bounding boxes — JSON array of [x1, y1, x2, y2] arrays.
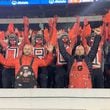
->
[[34, 48, 45, 58], [6, 47, 18, 58], [77, 65, 83, 71]]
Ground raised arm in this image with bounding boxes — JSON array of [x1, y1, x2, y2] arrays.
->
[[87, 28, 101, 62], [0, 31, 8, 49], [58, 35, 72, 62], [37, 43, 53, 67], [23, 16, 30, 44], [49, 16, 58, 47], [19, 17, 31, 50]]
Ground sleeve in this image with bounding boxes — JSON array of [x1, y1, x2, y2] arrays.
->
[[37, 52, 53, 67], [7, 23, 15, 34], [81, 34, 89, 54], [0, 32, 8, 49], [87, 35, 101, 62], [0, 55, 16, 67], [50, 26, 57, 46], [23, 17, 30, 44], [44, 28, 50, 43], [19, 17, 31, 50], [83, 24, 91, 38], [58, 38, 72, 62]]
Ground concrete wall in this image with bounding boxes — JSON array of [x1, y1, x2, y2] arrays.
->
[[0, 89, 110, 110], [0, 16, 102, 24]]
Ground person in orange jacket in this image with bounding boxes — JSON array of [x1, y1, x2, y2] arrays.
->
[[0, 17, 29, 88], [58, 28, 101, 88], [22, 17, 51, 88], [31, 32, 49, 88], [2, 43, 53, 88]]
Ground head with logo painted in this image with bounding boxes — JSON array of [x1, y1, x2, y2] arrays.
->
[[8, 34, 18, 47], [31, 31, 46, 47]]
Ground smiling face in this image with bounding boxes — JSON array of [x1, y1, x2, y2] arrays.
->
[[75, 45, 85, 56]]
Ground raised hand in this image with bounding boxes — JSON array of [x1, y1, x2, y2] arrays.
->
[[48, 18, 53, 28], [23, 16, 29, 26], [46, 43, 54, 53], [84, 18, 88, 26]]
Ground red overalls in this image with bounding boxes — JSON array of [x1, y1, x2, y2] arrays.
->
[[69, 59, 92, 88]]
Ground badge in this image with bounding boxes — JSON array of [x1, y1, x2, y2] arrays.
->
[[77, 65, 83, 71]]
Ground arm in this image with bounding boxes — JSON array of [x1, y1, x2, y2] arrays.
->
[[44, 28, 50, 43], [0, 32, 8, 49], [23, 16, 30, 44], [37, 43, 54, 67], [69, 17, 80, 42], [49, 16, 58, 46], [37, 53, 53, 67], [50, 26, 57, 46], [19, 17, 30, 50], [88, 35, 101, 62], [0, 54, 15, 67], [0, 39, 7, 50], [58, 38, 72, 62]]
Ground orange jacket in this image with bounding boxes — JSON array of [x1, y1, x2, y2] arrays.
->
[[3, 53, 53, 78]]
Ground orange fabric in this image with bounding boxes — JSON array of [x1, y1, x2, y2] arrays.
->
[[44, 28, 50, 42], [4, 53, 53, 78], [81, 32, 89, 53], [83, 24, 91, 38], [50, 26, 57, 46], [0, 31, 5, 40], [7, 23, 15, 34], [68, 22, 79, 41], [104, 11, 110, 23], [23, 17, 30, 44], [69, 60, 92, 88], [68, 0, 80, 3]]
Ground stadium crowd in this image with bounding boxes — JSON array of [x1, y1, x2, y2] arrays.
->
[[0, 11, 110, 88]]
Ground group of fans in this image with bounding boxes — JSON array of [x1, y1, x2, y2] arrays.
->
[[0, 11, 110, 88]]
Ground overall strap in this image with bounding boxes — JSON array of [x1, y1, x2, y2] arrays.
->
[[19, 56, 23, 66], [30, 57, 35, 67], [19, 56, 35, 67]]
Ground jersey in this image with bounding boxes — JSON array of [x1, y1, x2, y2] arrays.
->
[[33, 46, 47, 59]]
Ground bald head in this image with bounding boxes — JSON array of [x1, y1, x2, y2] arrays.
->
[[23, 44, 33, 56]]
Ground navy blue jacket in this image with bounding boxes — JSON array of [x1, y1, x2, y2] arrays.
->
[[58, 35, 101, 75]]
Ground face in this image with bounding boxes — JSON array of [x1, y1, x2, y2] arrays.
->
[[9, 37, 17, 46], [75, 45, 85, 56], [35, 37, 43, 45], [62, 36, 68, 43], [23, 44, 33, 56]]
